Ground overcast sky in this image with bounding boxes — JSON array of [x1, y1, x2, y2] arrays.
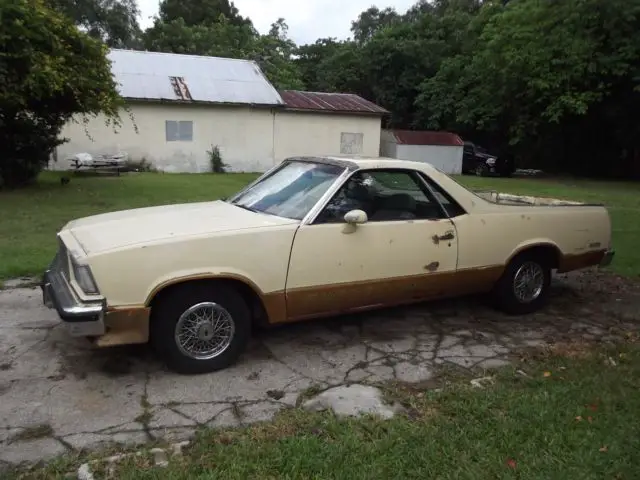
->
[[137, 0, 417, 45]]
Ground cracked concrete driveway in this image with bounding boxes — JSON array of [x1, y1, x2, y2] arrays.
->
[[1, 271, 639, 468]]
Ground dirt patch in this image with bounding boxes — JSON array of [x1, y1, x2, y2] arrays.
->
[[547, 340, 599, 359], [7, 424, 54, 444]]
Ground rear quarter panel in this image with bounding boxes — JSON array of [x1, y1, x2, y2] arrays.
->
[[453, 205, 612, 269]]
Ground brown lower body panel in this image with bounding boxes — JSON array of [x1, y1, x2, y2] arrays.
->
[[282, 265, 505, 323], [92, 250, 607, 345], [92, 307, 150, 347], [557, 249, 607, 273]]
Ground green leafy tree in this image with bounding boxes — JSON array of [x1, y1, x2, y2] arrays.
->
[[252, 19, 303, 90], [49, 0, 143, 48], [420, 0, 640, 175], [294, 38, 342, 90], [158, 0, 251, 27], [143, 15, 256, 57], [351, 6, 401, 44], [0, 0, 123, 188]]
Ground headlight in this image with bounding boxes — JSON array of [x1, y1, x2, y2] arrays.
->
[[486, 158, 496, 166], [71, 257, 99, 295]]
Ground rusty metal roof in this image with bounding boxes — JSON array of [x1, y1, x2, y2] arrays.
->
[[387, 129, 464, 146], [107, 49, 284, 106], [279, 90, 388, 115]]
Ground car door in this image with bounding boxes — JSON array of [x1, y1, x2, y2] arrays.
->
[[284, 168, 459, 321]]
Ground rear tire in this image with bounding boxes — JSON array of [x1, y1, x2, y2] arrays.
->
[[492, 251, 552, 315], [151, 282, 252, 374], [475, 164, 489, 177]]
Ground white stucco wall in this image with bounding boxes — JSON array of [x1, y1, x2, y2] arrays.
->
[[273, 111, 382, 163], [53, 103, 383, 173], [394, 144, 463, 175], [53, 102, 276, 173]]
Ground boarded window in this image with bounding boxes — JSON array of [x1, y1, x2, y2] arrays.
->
[[165, 120, 193, 141], [340, 132, 363, 154]]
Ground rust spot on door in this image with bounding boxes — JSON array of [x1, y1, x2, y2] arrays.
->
[[424, 261, 440, 272]]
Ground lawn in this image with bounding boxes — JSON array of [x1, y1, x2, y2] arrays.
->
[[0, 171, 638, 280], [11, 341, 640, 479]]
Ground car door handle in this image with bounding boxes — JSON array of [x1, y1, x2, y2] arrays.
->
[[432, 231, 455, 244]]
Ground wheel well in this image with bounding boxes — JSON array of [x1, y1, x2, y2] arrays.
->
[[512, 244, 561, 269], [148, 278, 269, 329]]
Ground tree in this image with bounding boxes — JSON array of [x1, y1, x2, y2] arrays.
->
[[143, 15, 256, 58], [251, 19, 304, 90], [0, 0, 123, 188], [49, 0, 143, 48], [419, 0, 640, 176], [295, 38, 342, 90], [158, 0, 251, 27], [351, 6, 400, 44]]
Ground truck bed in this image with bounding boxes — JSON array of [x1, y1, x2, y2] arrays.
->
[[474, 190, 591, 207]]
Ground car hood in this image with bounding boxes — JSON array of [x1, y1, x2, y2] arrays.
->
[[64, 200, 299, 255]]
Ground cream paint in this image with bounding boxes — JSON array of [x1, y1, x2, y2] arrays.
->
[[53, 103, 383, 173], [54, 157, 612, 311], [273, 111, 381, 162], [285, 218, 459, 307]]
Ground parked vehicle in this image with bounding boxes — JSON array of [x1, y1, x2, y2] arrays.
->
[[462, 141, 515, 177], [42, 155, 614, 374]]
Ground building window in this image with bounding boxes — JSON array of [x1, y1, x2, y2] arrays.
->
[[340, 132, 363, 154], [165, 120, 193, 142]]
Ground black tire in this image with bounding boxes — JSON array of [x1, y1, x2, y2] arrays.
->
[[492, 251, 552, 315], [151, 282, 252, 374], [475, 163, 489, 177]]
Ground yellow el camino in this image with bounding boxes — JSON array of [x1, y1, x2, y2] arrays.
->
[[42, 156, 614, 374]]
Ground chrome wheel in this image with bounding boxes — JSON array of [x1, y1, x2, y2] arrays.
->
[[174, 302, 235, 360], [513, 261, 545, 303]]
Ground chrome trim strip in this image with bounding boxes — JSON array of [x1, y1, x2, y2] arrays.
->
[[301, 167, 353, 225]]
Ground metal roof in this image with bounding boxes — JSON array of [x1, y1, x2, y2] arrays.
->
[[387, 129, 464, 146], [107, 49, 284, 106], [279, 90, 388, 115]]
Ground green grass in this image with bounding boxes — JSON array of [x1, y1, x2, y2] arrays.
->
[[0, 171, 638, 280], [10, 341, 640, 479], [0, 171, 257, 279]]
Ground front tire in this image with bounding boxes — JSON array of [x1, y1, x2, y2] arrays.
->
[[492, 252, 552, 315], [151, 283, 252, 374]]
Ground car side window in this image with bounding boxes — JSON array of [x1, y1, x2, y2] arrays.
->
[[314, 170, 448, 224], [418, 172, 467, 218]]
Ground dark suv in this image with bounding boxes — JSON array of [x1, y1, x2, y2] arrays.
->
[[462, 141, 515, 177]]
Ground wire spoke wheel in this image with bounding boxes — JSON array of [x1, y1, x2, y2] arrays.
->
[[512, 261, 545, 303], [174, 302, 235, 360]]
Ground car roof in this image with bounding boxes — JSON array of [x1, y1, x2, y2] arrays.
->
[[286, 155, 440, 174]]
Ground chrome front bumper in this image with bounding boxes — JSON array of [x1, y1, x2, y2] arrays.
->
[[599, 249, 615, 268], [41, 263, 106, 337]]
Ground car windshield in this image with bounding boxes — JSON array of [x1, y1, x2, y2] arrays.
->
[[230, 160, 346, 220]]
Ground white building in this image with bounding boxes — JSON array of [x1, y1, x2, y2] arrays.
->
[[380, 129, 464, 175], [52, 49, 388, 173]]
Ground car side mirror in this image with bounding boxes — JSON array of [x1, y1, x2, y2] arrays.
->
[[344, 209, 368, 225]]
